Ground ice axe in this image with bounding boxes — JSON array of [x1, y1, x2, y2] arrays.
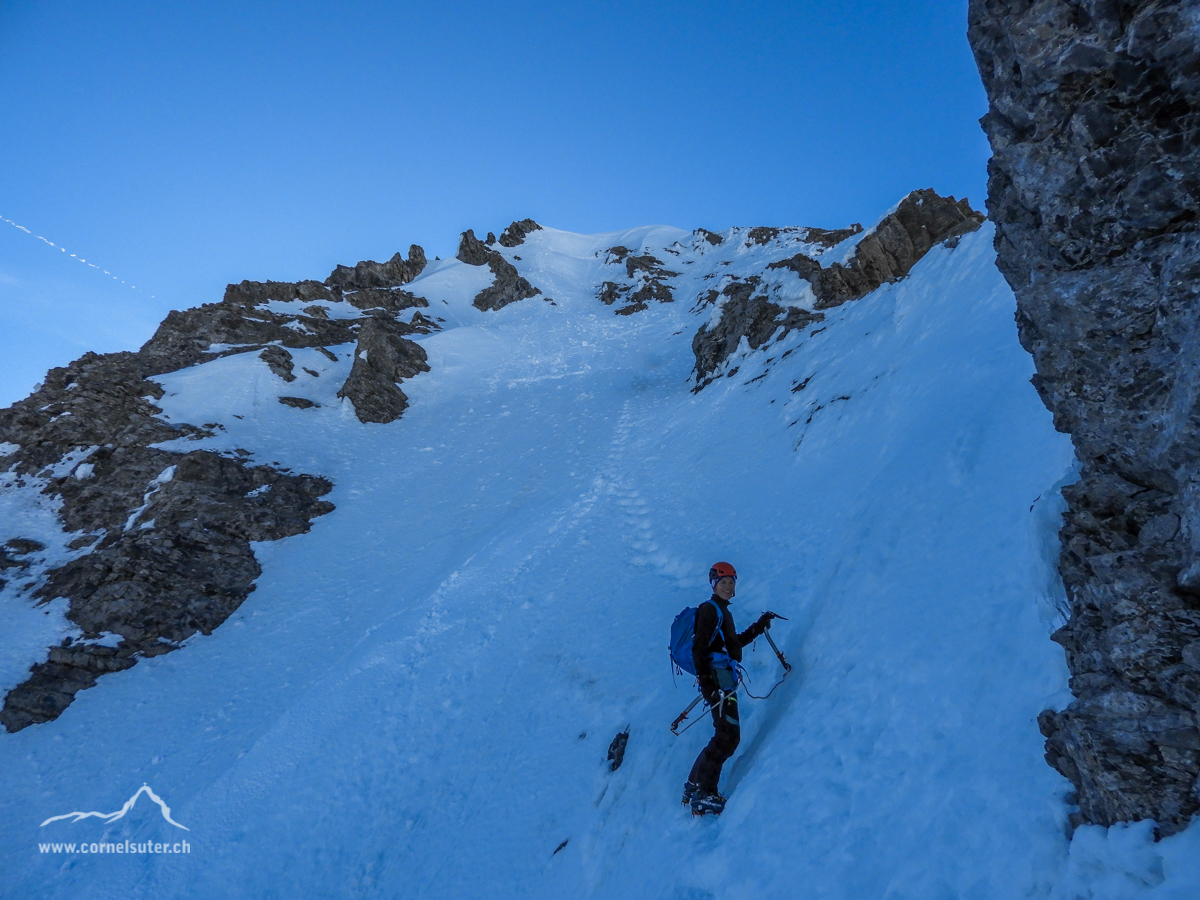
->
[[761, 614, 792, 673], [737, 613, 791, 699], [670, 694, 704, 735]]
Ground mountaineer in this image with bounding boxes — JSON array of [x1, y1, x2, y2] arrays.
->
[[681, 562, 778, 815]]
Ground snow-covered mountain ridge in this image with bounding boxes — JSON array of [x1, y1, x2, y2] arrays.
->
[[4, 190, 1195, 897]]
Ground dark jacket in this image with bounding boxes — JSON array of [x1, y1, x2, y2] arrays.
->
[[692, 595, 768, 683]]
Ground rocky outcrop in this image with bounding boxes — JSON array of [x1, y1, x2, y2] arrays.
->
[[498, 218, 543, 248], [337, 318, 430, 424], [746, 227, 782, 246], [139, 286, 358, 376], [279, 396, 318, 409], [260, 345, 296, 382], [803, 224, 864, 248], [692, 190, 980, 386], [456, 229, 493, 267], [738, 224, 865, 250], [472, 266, 541, 312], [223, 279, 335, 306], [691, 278, 821, 387], [341, 288, 428, 314], [325, 245, 427, 291], [969, 0, 1200, 835], [768, 190, 984, 311], [0, 349, 333, 732], [594, 248, 678, 315], [456, 229, 542, 311], [0, 243, 443, 731]]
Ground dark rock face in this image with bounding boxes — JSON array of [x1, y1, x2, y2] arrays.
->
[[223, 279, 334, 307], [279, 396, 318, 409], [325, 245, 427, 291], [598, 282, 623, 306], [341, 288, 428, 314], [472, 258, 542, 312], [746, 227, 781, 246], [969, 0, 1200, 834], [695, 229, 724, 246], [625, 254, 674, 282], [607, 728, 630, 771], [0, 348, 333, 732], [691, 278, 821, 387], [803, 224, 864, 248], [140, 286, 357, 377], [767, 190, 984, 312], [337, 318, 430, 423], [456, 229, 493, 267], [767, 252, 825, 284], [816, 191, 981, 307], [456, 229, 542, 312], [593, 248, 678, 315], [260, 346, 296, 382], [498, 218, 543, 248], [692, 190, 980, 386]]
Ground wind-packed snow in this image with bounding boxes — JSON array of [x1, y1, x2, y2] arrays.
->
[[3, 216, 1198, 898]]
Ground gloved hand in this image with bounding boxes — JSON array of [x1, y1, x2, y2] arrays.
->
[[756, 611, 781, 630]]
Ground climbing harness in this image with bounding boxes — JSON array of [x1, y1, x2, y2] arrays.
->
[[669, 614, 793, 733]]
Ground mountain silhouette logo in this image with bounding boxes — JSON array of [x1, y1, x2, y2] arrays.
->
[[40, 784, 189, 830]]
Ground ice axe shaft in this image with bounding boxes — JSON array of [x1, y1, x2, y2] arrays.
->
[[764, 630, 792, 673], [670, 694, 704, 734], [671, 690, 737, 736]]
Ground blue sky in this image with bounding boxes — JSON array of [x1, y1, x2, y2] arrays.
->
[[0, 0, 988, 405]]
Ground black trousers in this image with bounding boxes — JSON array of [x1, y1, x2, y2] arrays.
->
[[688, 687, 740, 795]]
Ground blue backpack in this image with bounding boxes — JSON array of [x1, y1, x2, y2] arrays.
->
[[669, 600, 725, 676]]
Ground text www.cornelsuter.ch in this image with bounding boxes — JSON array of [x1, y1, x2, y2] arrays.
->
[[38, 839, 191, 854]]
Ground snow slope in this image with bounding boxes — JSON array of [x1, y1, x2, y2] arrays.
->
[[4, 216, 1199, 899]]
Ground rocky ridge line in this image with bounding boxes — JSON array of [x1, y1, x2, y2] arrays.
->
[[970, 0, 1200, 835], [0, 246, 434, 730], [691, 189, 984, 387], [497, 218, 543, 248]]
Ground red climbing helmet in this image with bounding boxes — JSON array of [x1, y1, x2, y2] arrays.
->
[[708, 561, 737, 586]]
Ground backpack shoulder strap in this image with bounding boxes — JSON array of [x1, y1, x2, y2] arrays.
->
[[700, 600, 724, 646]]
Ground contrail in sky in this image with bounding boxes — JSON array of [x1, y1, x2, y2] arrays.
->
[[1, 214, 156, 298]]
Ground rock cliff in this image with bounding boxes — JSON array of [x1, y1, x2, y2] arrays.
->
[[0, 247, 434, 730], [969, 0, 1200, 834]]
